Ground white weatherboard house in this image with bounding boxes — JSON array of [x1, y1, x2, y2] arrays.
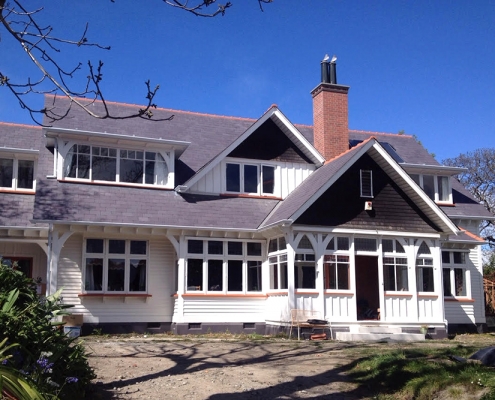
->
[[0, 61, 492, 339]]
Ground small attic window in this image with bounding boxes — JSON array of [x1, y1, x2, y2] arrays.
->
[[360, 170, 373, 198]]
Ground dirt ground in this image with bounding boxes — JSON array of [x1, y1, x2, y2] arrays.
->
[[83, 334, 495, 400]]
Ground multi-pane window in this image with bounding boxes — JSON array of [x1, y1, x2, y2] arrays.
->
[[442, 251, 468, 297], [410, 174, 451, 203], [268, 236, 287, 290], [84, 239, 147, 293], [325, 236, 350, 290], [384, 258, 408, 291], [360, 169, 373, 197], [383, 238, 408, 291], [295, 253, 316, 289], [294, 235, 316, 289], [186, 239, 263, 293], [225, 161, 276, 196], [64, 144, 168, 186], [416, 241, 434, 292], [324, 255, 349, 290], [0, 158, 35, 190]]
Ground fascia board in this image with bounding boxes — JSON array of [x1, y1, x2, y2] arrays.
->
[[44, 127, 190, 156], [179, 107, 324, 192], [289, 139, 376, 222], [401, 163, 467, 175], [372, 142, 460, 235], [270, 109, 325, 166]]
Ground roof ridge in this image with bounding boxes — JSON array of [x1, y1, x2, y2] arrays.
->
[[350, 129, 414, 138], [45, 94, 257, 123], [323, 136, 375, 165], [0, 122, 41, 130]]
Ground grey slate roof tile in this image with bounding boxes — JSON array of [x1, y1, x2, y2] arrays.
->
[[0, 95, 485, 230], [0, 123, 44, 228]]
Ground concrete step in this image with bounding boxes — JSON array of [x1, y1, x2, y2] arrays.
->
[[355, 326, 402, 334], [336, 332, 425, 342]]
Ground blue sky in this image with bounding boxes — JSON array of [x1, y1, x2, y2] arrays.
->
[[1, 0, 494, 161]]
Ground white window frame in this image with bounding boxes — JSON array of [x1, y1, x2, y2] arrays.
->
[[442, 250, 470, 298], [360, 169, 373, 198], [224, 159, 278, 197], [415, 240, 435, 293], [410, 174, 452, 203], [323, 237, 351, 291], [0, 152, 37, 192], [185, 238, 264, 294], [58, 141, 172, 189], [268, 236, 288, 291], [382, 238, 409, 293], [83, 238, 148, 294]]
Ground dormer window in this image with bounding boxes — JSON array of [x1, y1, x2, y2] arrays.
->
[[0, 148, 37, 192], [225, 161, 276, 196], [64, 144, 169, 186], [411, 174, 451, 203]]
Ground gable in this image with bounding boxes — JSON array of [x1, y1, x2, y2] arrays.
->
[[296, 153, 441, 233], [228, 119, 313, 164]]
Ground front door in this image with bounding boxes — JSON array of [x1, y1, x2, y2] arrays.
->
[[355, 256, 380, 320], [3, 257, 33, 278]]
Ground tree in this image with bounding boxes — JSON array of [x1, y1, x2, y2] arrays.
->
[[443, 148, 495, 259], [0, 0, 272, 124]]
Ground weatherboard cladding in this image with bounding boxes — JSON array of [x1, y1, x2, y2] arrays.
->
[[296, 153, 440, 233]]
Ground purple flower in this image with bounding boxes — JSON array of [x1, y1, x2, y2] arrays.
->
[[66, 377, 78, 384], [1, 359, 7, 365], [36, 356, 54, 372]]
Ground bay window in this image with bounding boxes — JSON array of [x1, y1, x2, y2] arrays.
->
[[84, 239, 148, 293], [416, 241, 434, 292], [186, 239, 263, 293], [268, 236, 287, 290]]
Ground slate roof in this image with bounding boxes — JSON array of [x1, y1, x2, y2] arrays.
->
[[0, 95, 489, 231], [0, 123, 45, 228]]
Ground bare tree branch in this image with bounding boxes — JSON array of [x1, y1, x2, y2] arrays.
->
[[0, 0, 272, 125]]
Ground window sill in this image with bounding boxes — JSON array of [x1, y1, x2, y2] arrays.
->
[[182, 293, 267, 298], [266, 291, 288, 296], [418, 293, 438, 298], [78, 293, 152, 303], [294, 290, 319, 295], [221, 193, 282, 200], [384, 292, 413, 297], [0, 188, 35, 195], [60, 178, 173, 191], [324, 291, 354, 296], [444, 297, 474, 302]]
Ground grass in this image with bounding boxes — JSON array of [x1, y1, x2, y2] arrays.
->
[[348, 344, 495, 399]]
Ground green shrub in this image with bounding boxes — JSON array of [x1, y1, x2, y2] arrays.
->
[[0, 263, 95, 399]]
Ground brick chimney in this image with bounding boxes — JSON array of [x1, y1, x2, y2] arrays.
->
[[311, 55, 350, 161]]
